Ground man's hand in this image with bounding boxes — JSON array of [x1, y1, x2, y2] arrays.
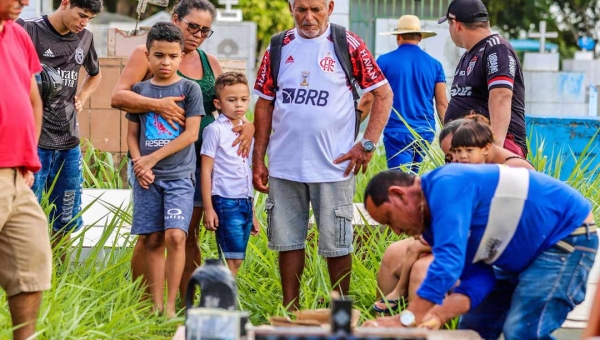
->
[[232, 122, 255, 158], [157, 96, 186, 129], [418, 313, 443, 330], [334, 143, 373, 176], [74, 95, 83, 113], [252, 161, 269, 193], [204, 208, 219, 231], [251, 215, 260, 236], [362, 315, 403, 328], [22, 170, 35, 187]]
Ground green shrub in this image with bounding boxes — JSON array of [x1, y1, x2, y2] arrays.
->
[[1, 131, 598, 337]]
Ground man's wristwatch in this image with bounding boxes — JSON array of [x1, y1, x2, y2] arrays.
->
[[360, 138, 376, 153], [399, 310, 417, 327]]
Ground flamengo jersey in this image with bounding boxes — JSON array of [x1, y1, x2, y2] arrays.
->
[[444, 34, 526, 154], [17, 16, 100, 150], [254, 25, 387, 183]]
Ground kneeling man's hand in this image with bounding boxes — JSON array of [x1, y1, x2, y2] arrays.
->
[[418, 313, 442, 330], [362, 315, 403, 328]]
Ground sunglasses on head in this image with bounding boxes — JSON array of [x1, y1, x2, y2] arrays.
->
[[180, 17, 214, 38]]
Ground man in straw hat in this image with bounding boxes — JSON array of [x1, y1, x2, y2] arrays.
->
[[359, 14, 447, 174], [438, 0, 527, 158]]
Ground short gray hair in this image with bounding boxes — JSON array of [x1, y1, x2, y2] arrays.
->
[[288, 0, 331, 7]]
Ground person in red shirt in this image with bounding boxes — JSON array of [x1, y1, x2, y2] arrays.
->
[[0, 1, 53, 339]]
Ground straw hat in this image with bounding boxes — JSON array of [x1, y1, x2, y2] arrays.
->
[[379, 15, 437, 39]]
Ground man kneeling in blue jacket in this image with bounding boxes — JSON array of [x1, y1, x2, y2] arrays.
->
[[363, 164, 597, 340]]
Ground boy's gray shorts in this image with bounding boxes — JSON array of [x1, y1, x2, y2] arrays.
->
[[265, 177, 355, 257]]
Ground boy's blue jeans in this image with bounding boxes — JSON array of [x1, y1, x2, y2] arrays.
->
[[458, 233, 598, 340], [212, 195, 253, 260], [32, 146, 83, 233]]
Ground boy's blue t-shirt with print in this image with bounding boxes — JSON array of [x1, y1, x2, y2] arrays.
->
[[416, 164, 591, 309], [126, 79, 205, 181]]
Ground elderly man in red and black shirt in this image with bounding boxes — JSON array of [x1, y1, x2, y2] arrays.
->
[[438, 0, 527, 158]]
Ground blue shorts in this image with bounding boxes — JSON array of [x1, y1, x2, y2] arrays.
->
[[213, 195, 253, 260], [383, 130, 435, 173], [32, 145, 83, 233], [127, 158, 134, 188], [131, 177, 195, 235]]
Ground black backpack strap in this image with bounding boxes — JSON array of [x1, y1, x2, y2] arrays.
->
[[330, 23, 359, 101], [269, 31, 286, 92], [330, 23, 362, 139]]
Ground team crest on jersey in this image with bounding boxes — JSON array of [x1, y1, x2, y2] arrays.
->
[[75, 47, 85, 65], [300, 71, 310, 86], [319, 55, 336, 73], [467, 56, 478, 76]]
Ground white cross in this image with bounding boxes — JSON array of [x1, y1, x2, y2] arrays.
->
[[218, 0, 239, 11], [528, 21, 558, 54]]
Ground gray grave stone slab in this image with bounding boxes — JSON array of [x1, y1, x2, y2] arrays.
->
[[201, 21, 257, 76], [529, 72, 560, 103], [524, 52, 559, 71], [527, 102, 560, 116]]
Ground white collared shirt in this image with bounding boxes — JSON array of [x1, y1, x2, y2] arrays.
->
[[201, 114, 254, 198]]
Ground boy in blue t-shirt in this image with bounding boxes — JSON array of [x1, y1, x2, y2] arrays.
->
[[201, 72, 259, 277], [126, 22, 204, 318]]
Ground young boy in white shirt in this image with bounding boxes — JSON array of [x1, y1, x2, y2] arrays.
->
[[201, 72, 259, 276]]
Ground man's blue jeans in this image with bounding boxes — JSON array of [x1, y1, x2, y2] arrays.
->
[[383, 130, 434, 173], [458, 233, 598, 340], [32, 145, 83, 233]]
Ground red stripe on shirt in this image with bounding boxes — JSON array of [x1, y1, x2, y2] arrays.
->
[[487, 76, 514, 86]]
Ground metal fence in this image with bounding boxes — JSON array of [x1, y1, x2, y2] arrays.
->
[[89, 25, 110, 57], [350, 0, 450, 51]]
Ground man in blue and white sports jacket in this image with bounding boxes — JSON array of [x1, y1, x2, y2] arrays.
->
[[363, 164, 597, 340]]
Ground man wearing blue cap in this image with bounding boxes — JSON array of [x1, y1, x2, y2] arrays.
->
[[439, 0, 527, 159]]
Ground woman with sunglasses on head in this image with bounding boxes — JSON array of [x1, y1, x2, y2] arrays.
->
[[439, 113, 534, 169], [374, 112, 533, 314], [111, 0, 255, 302]]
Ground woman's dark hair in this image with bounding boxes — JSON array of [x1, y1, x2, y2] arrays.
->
[[364, 170, 416, 207], [438, 118, 465, 144], [172, 0, 216, 20], [439, 110, 492, 144], [451, 114, 494, 149], [146, 22, 184, 51]]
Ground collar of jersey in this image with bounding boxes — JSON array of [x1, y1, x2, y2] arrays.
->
[[468, 33, 499, 53], [43, 15, 74, 38], [217, 113, 243, 127], [294, 23, 331, 44]]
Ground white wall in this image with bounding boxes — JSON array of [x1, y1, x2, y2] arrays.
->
[[330, 0, 350, 29]]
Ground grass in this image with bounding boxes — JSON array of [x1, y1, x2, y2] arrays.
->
[[0, 130, 598, 338]]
